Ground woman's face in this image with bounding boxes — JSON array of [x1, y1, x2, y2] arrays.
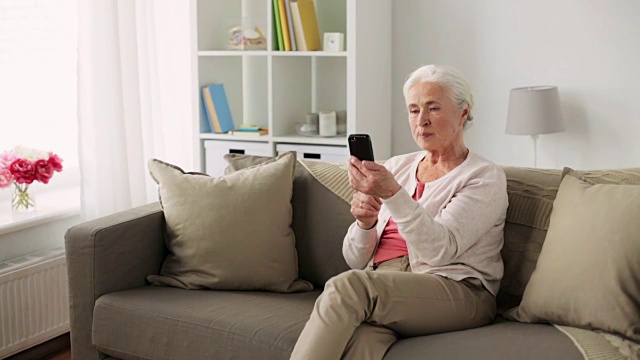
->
[[406, 82, 469, 153]]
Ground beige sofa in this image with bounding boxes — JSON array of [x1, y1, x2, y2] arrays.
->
[[65, 156, 638, 359]]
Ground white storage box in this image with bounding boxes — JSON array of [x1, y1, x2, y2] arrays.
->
[[276, 144, 348, 163], [205, 140, 272, 177]]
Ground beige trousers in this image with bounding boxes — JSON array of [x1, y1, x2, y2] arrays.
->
[[290, 256, 496, 360]]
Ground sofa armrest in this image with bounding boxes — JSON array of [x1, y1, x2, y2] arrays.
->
[[65, 202, 166, 360]]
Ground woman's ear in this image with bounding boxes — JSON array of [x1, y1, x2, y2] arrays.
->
[[460, 104, 470, 124]]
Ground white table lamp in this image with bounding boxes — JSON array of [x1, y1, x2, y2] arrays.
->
[[506, 86, 565, 167]]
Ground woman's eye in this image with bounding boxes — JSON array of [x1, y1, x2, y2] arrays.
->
[[429, 107, 440, 112], [409, 109, 419, 114]]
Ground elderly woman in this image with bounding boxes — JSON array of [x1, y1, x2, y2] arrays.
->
[[290, 65, 508, 360]]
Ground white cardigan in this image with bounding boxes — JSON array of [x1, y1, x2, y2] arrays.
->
[[342, 151, 508, 296]]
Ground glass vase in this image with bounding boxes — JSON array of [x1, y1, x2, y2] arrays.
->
[[12, 182, 37, 217]]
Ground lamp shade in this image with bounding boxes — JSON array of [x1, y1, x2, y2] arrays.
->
[[506, 86, 565, 135]]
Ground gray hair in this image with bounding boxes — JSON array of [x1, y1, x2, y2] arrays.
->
[[403, 65, 474, 129]]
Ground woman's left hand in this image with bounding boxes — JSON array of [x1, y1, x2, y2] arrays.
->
[[348, 156, 402, 200]]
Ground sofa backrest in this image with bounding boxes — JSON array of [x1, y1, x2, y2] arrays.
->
[[288, 161, 353, 287], [223, 154, 567, 297], [224, 154, 638, 309], [499, 167, 563, 312]]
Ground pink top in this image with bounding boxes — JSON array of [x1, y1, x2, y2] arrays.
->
[[373, 181, 426, 264]]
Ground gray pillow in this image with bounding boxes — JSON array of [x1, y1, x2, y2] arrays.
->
[[225, 154, 352, 287], [147, 152, 313, 293]]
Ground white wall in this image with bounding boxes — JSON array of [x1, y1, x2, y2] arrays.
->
[[392, 0, 640, 169]]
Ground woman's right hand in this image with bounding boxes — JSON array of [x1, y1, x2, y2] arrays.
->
[[350, 192, 382, 230]]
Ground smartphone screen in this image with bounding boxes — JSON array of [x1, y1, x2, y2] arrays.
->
[[348, 134, 375, 161]]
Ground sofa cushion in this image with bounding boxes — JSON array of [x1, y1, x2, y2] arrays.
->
[[93, 288, 583, 360], [225, 154, 352, 287], [384, 318, 583, 360], [93, 286, 321, 360], [510, 172, 640, 341], [146, 153, 313, 293]]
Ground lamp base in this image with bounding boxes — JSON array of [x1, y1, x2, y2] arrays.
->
[[531, 134, 539, 168]]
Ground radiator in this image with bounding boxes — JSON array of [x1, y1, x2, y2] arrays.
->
[[0, 247, 69, 359]]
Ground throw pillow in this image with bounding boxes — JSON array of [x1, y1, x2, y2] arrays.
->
[[146, 152, 313, 293], [507, 173, 640, 341], [224, 154, 352, 287], [562, 166, 640, 186]]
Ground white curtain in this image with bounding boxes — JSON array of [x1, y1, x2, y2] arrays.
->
[[77, 0, 195, 220]]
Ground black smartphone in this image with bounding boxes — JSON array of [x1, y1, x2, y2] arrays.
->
[[348, 134, 375, 161]]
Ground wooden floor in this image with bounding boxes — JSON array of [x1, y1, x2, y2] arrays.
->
[[6, 333, 71, 360], [39, 347, 70, 360]]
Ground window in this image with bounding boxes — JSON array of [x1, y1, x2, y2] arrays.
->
[[0, 0, 78, 168]]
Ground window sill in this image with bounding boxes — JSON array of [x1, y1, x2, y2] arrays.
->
[[0, 187, 81, 236]]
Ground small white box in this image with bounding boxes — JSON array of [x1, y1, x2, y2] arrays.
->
[[205, 140, 272, 177], [323, 33, 344, 52], [319, 111, 337, 136], [276, 144, 348, 163]]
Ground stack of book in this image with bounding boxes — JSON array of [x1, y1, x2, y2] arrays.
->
[[202, 83, 235, 133], [273, 0, 321, 51], [228, 125, 269, 136]]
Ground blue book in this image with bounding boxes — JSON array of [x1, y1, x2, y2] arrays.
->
[[207, 84, 235, 133]]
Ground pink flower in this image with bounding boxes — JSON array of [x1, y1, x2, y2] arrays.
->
[[9, 158, 35, 184], [0, 167, 13, 188], [1, 148, 63, 185], [0, 152, 16, 167], [34, 159, 55, 184], [48, 152, 63, 172]]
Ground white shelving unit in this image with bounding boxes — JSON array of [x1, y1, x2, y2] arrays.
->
[[191, 0, 391, 174]]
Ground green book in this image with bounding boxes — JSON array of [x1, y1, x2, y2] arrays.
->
[[273, 0, 284, 51]]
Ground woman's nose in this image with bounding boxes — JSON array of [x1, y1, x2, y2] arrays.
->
[[418, 110, 430, 126]]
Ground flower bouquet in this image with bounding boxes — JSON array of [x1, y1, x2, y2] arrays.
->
[[0, 146, 64, 215]]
